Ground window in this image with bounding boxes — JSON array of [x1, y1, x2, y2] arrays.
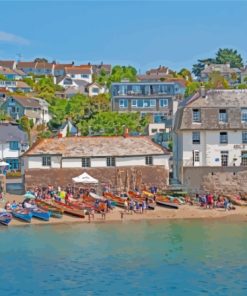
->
[[131, 100, 137, 107], [81, 74, 89, 78], [82, 157, 91, 167], [221, 151, 228, 166], [106, 157, 115, 167], [71, 74, 75, 78], [241, 151, 247, 166], [119, 99, 128, 108], [242, 132, 247, 144], [159, 99, 168, 107], [193, 151, 200, 162], [145, 156, 153, 165], [9, 141, 19, 150], [241, 108, 247, 122], [219, 109, 227, 123], [192, 109, 201, 123], [92, 87, 99, 94], [150, 99, 156, 107], [220, 132, 228, 144], [6, 159, 19, 170], [42, 156, 51, 167], [192, 132, 200, 144]]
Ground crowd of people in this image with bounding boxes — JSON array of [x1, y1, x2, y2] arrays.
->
[[196, 193, 235, 211]]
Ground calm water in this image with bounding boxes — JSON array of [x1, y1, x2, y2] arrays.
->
[[0, 220, 247, 296]]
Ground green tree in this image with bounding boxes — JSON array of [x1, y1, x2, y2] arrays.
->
[[19, 116, 31, 144], [215, 48, 243, 68], [192, 58, 216, 78], [0, 74, 7, 81], [206, 71, 229, 89], [177, 68, 192, 82], [185, 81, 201, 97]]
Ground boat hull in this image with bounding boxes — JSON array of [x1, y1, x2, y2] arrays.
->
[[12, 210, 33, 222], [31, 209, 51, 221], [0, 212, 12, 226], [156, 200, 179, 209]]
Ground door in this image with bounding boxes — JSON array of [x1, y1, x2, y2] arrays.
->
[[221, 151, 228, 167]]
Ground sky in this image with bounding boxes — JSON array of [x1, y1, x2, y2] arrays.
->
[[0, 0, 247, 72]]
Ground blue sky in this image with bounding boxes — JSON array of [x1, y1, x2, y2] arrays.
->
[[0, 1, 247, 72]]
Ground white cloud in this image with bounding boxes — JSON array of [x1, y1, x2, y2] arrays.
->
[[0, 31, 29, 45]]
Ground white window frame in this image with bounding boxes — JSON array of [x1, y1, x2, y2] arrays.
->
[[106, 157, 116, 167], [220, 132, 228, 144], [145, 156, 153, 165], [119, 99, 128, 109], [42, 156, 51, 167], [192, 109, 201, 123], [131, 99, 137, 107], [241, 108, 247, 122], [159, 99, 168, 107], [82, 157, 91, 168]]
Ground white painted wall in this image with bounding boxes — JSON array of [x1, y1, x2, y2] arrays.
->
[[180, 130, 247, 168], [67, 73, 92, 83], [25, 155, 169, 169], [0, 143, 20, 159]]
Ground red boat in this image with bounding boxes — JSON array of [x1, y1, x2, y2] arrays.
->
[[44, 200, 85, 218]]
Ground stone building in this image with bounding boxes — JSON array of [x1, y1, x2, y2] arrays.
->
[[173, 89, 247, 193], [22, 136, 170, 190]]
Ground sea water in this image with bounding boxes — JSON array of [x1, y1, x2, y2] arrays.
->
[[0, 220, 246, 296]]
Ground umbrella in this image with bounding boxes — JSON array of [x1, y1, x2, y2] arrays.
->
[[24, 192, 36, 199], [72, 172, 98, 184], [0, 161, 9, 167]]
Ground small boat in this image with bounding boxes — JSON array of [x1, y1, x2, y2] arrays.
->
[[31, 208, 51, 221], [12, 208, 33, 222], [104, 192, 125, 208], [128, 191, 156, 210], [89, 192, 106, 201], [35, 200, 63, 218], [156, 200, 179, 209], [52, 201, 85, 218], [0, 211, 12, 226]]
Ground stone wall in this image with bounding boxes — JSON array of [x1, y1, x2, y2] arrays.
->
[[24, 166, 168, 192], [183, 166, 247, 194]]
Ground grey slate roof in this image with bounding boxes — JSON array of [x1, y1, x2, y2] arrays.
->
[[24, 136, 169, 157], [175, 90, 247, 131], [0, 123, 28, 143]]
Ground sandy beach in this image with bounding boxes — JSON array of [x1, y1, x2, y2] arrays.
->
[[1, 193, 247, 227]]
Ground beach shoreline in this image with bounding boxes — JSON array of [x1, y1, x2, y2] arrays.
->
[[1, 193, 247, 227]]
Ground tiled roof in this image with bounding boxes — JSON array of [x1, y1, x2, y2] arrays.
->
[[0, 60, 15, 69], [65, 66, 92, 75], [0, 123, 28, 143], [24, 136, 168, 157], [8, 95, 42, 108], [54, 64, 73, 70], [15, 81, 32, 88], [35, 62, 54, 70], [17, 61, 37, 69]]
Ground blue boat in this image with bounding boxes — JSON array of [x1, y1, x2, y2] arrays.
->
[[31, 208, 51, 221], [0, 212, 12, 226], [12, 209, 33, 223]]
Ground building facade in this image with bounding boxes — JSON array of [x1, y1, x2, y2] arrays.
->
[[1, 95, 50, 124], [22, 136, 170, 189], [173, 89, 247, 187], [0, 123, 29, 171]]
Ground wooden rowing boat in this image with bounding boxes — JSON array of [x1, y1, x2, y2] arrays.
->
[[104, 192, 125, 208], [35, 200, 63, 218], [51, 201, 85, 218], [12, 208, 33, 222], [0, 211, 12, 226], [156, 199, 179, 209]]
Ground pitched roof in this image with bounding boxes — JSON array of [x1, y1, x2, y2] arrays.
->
[[54, 63, 73, 70], [0, 60, 15, 69], [15, 81, 32, 89], [35, 62, 54, 70], [0, 66, 15, 75], [65, 65, 92, 75], [0, 123, 28, 143], [24, 136, 168, 157], [201, 63, 240, 74], [8, 95, 42, 108], [17, 61, 37, 69]]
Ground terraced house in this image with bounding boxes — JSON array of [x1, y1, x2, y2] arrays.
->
[[173, 89, 247, 193]]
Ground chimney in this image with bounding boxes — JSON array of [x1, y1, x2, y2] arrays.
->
[[200, 86, 206, 98], [123, 127, 129, 138]]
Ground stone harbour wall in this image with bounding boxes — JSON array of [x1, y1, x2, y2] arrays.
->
[[24, 166, 169, 192], [183, 166, 247, 194]]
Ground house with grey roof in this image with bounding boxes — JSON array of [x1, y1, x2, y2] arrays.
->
[[173, 89, 247, 193], [22, 136, 170, 190], [0, 122, 29, 171], [1, 95, 50, 124], [200, 63, 241, 85]]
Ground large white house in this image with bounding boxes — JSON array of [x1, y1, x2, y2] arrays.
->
[[0, 123, 29, 171], [173, 89, 247, 187], [22, 136, 170, 189], [65, 65, 93, 83]]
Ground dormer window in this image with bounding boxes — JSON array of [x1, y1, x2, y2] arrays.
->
[[192, 109, 201, 123]]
